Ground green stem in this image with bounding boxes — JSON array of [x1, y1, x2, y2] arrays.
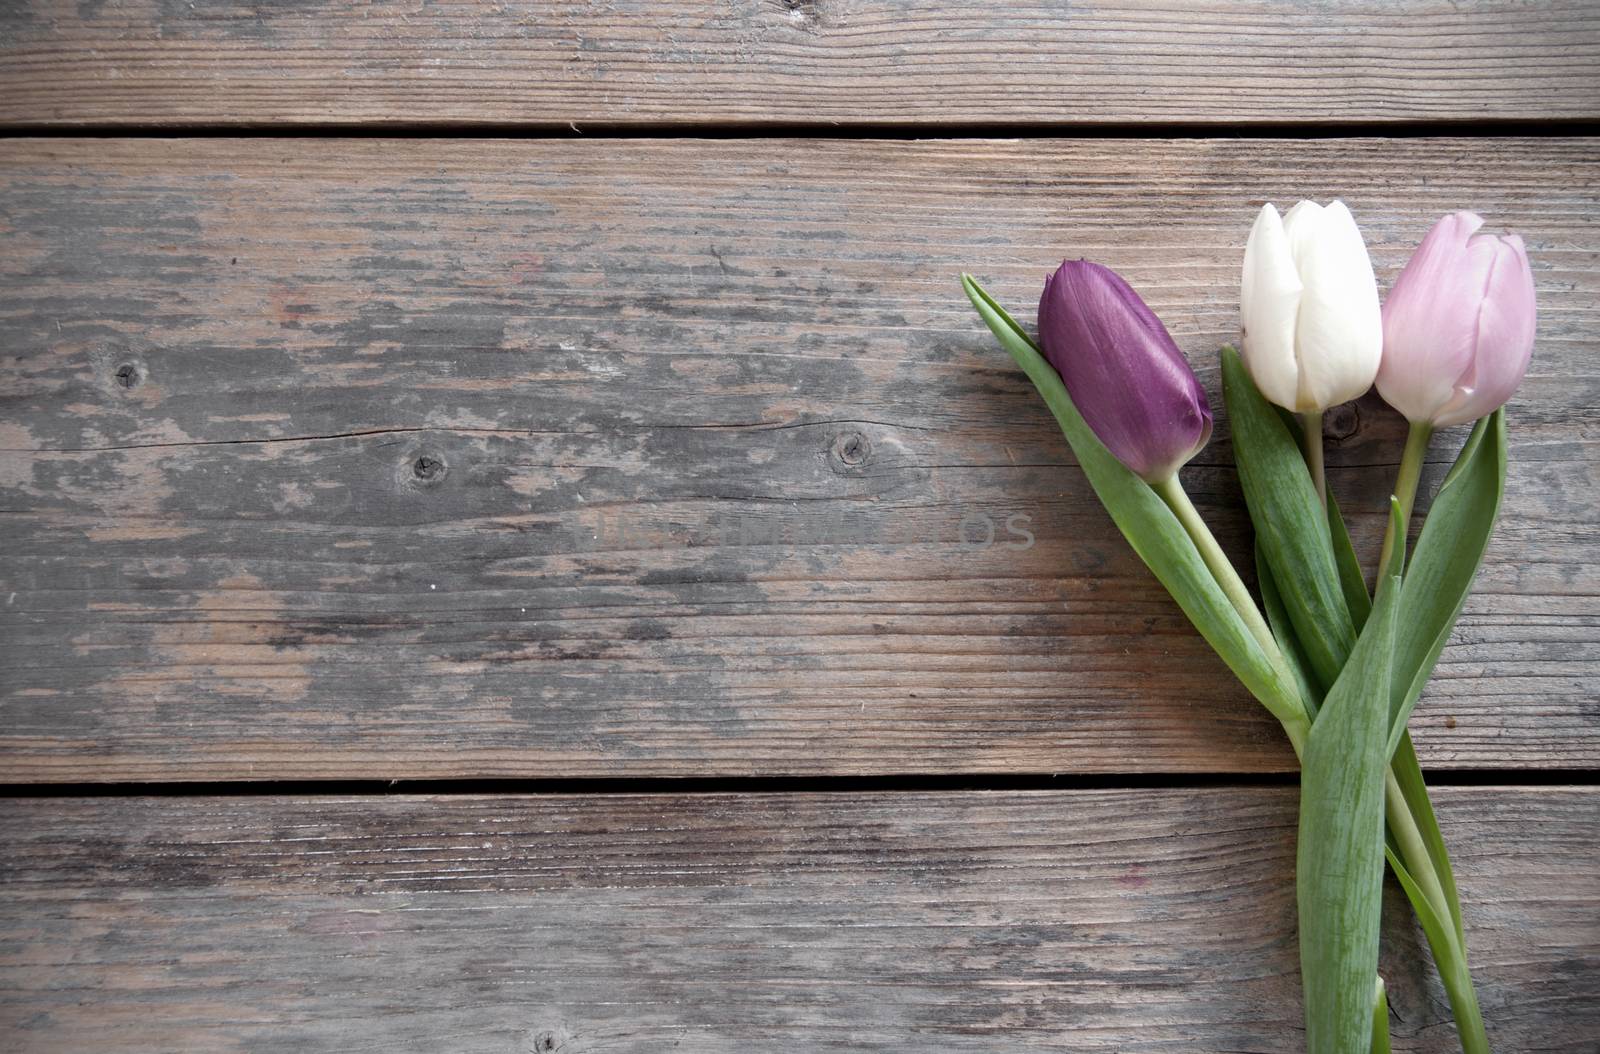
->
[[1433, 931, 1491, 1054], [1376, 716, 1492, 1047], [1384, 772, 1489, 1052], [1384, 771, 1452, 937], [1153, 476, 1277, 658], [1152, 474, 1311, 752], [1376, 421, 1433, 578], [1370, 422, 1488, 1052], [1300, 411, 1326, 507]]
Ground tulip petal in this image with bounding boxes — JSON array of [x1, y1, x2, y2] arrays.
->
[[1037, 261, 1212, 481], [1378, 213, 1491, 423], [1291, 201, 1383, 410], [1282, 199, 1325, 268], [1240, 203, 1304, 411], [1433, 235, 1536, 427]]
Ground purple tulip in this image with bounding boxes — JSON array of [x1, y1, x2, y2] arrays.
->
[[1038, 260, 1213, 482], [1377, 212, 1536, 427]]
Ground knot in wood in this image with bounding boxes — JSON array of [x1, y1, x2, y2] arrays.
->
[[831, 430, 869, 468], [113, 362, 141, 390], [412, 454, 447, 483], [1323, 402, 1360, 443]]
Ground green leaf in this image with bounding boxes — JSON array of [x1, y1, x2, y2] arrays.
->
[[1271, 408, 1370, 633], [962, 275, 1301, 727], [1304, 415, 1472, 947], [1222, 347, 1357, 692], [1256, 541, 1323, 719], [1298, 500, 1403, 1054], [1370, 976, 1392, 1054], [1388, 731, 1467, 948], [1384, 844, 1460, 992], [1327, 486, 1373, 634], [1275, 414, 1482, 1047], [1387, 835, 1491, 1054], [1388, 411, 1507, 755]]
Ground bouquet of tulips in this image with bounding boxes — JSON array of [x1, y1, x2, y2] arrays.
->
[[962, 205, 1534, 1053]]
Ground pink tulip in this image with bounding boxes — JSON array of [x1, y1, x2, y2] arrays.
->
[[1377, 212, 1536, 427]]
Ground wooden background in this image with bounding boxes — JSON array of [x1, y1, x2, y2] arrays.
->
[[1, 2, 1597, 1050]]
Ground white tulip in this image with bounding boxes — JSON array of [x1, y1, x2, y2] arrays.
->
[[1240, 200, 1383, 413]]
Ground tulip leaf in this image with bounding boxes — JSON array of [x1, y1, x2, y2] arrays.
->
[[1278, 415, 1479, 1032], [1221, 347, 1357, 692], [1327, 486, 1373, 633], [1384, 844, 1459, 1005], [1256, 541, 1322, 719], [962, 275, 1301, 727], [1271, 407, 1372, 633], [1387, 730, 1467, 947], [1298, 500, 1404, 1054], [1298, 468, 1471, 952], [1370, 977, 1392, 1054], [1388, 410, 1507, 755], [1320, 459, 1475, 998]]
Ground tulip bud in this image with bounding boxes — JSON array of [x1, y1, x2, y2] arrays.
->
[[1037, 260, 1213, 483], [1376, 212, 1536, 427], [1240, 200, 1383, 413]]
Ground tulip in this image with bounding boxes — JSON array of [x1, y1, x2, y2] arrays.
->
[[1377, 211, 1536, 428], [1037, 260, 1213, 483], [1033, 262, 1290, 716], [1373, 211, 1536, 580], [1240, 200, 1384, 414]]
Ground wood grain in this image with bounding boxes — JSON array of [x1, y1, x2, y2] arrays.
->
[[2, 137, 1597, 782], [2, 1, 1599, 128], [0, 787, 1594, 1052]]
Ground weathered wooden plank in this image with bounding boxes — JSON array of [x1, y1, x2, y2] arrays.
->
[[1, 137, 1597, 781], [0, 787, 1594, 1051], [2, 1, 1598, 128]]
